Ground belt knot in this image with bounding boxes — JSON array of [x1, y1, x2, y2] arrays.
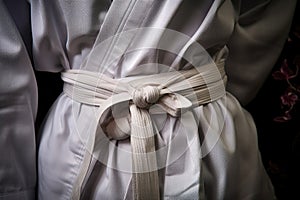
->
[[132, 85, 160, 109]]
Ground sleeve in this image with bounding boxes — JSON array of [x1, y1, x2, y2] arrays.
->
[[29, 0, 69, 72], [225, 0, 297, 105], [0, 1, 37, 199]]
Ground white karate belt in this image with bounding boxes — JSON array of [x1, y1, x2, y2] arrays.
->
[[62, 61, 227, 200]]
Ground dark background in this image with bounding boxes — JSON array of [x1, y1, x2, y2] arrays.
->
[[246, 3, 300, 198]]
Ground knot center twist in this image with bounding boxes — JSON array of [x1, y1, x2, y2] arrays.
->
[[132, 86, 160, 109]]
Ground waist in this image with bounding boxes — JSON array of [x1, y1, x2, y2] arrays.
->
[[61, 60, 227, 109]]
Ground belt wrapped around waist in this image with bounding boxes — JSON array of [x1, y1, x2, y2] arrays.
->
[[61, 61, 227, 200]]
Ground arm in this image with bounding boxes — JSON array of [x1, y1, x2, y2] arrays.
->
[[226, 0, 296, 105], [0, 1, 37, 199]]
